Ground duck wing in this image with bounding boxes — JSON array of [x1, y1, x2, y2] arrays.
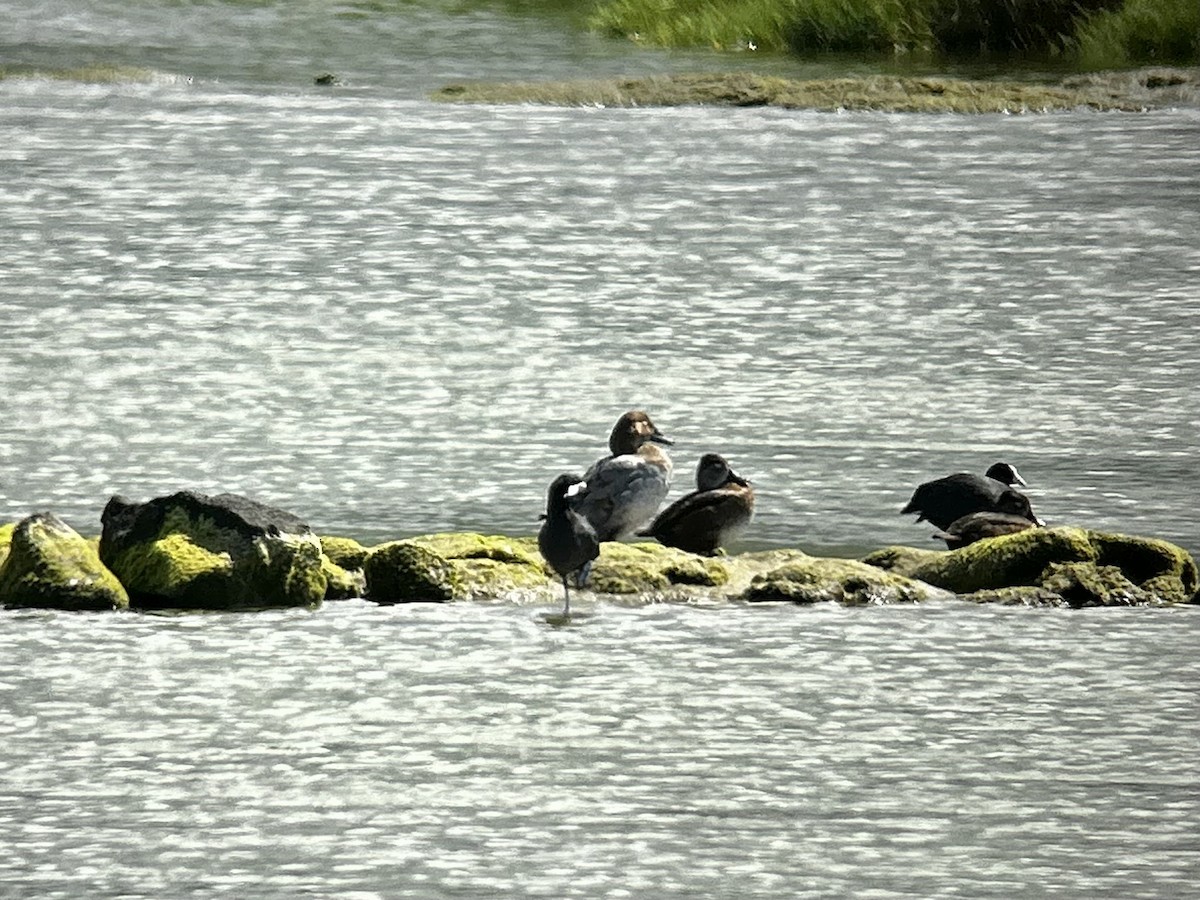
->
[[573, 454, 670, 541]]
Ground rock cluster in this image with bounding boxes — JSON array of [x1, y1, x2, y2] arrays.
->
[[0, 491, 1195, 612]]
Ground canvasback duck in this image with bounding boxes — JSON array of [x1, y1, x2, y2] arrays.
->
[[571, 410, 673, 542], [637, 453, 755, 556]]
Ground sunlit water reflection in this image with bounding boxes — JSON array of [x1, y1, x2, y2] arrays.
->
[[1, 601, 1198, 898]]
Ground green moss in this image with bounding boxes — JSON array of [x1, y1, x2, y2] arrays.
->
[[0, 513, 129, 611], [1090, 530, 1198, 601], [103, 504, 326, 611], [898, 527, 1198, 606], [0, 523, 13, 571], [364, 540, 460, 603], [321, 554, 365, 600], [245, 534, 328, 609], [433, 72, 1146, 112], [408, 532, 550, 596], [107, 532, 236, 609], [586, 541, 731, 594], [745, 554, 940, 605], [320, 535, 373, 570], [904, 526, 1097, 594], [408, 532, 544, 568], [960, 586, 1071, 607], [1040, 561, 1161, 608], [860, 544, 943, 576]]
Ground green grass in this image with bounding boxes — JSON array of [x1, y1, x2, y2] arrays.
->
[[1075, 0, 1200, 66], [588, 0, 1200, 64]]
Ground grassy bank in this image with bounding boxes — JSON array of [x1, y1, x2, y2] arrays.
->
[[588, 0, 1200, 65]]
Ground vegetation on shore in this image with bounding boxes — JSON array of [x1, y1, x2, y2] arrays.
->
[[588, 0, 1199, 65], [434, 69, 1197, 111]]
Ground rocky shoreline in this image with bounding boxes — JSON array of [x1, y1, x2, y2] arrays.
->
[[0, 490, 1195, 613], [433, 67, 1200, 113]]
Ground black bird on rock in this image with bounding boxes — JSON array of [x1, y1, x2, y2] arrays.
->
[[637, 453, 755, 556], [901, 461, 1043, 531], [538, 473, 600, 618]]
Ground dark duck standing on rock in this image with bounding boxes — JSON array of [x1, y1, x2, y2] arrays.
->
[[900, 461, 1043, 531], [638, 453, 755, 556], [570, 410, 673, 542], [538, 473, 600, 618], [932, 490, 1043, 550]]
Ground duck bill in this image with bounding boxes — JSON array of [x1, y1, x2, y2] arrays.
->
[[649, 432, 674, 447], [729, 471, 751, 487]]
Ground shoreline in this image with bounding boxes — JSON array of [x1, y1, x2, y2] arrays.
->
[[433, 66, 1200, 112]]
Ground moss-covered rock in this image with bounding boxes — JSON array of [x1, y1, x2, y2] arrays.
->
[[896, 526, 1097, 593], [321, 555, 365, 600], [364, 533, 552, 602], [586, 541, 731, 594], [320, 535, 372, 570], [745, 552, 945, 605], [99, 491, 327, 610], [0, 522, 14, 571], [959, 586, 1071, 607], [869, 527, 1198, 607], [860, 544, 943, 575], [0, 512, 129, 611], [364, 540, 460, 603]]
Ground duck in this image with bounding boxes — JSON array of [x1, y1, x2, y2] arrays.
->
[[538, 473, 600, 618], [570, 410, 673, 542], [637, 453, 755, 556], [932, 489, 1043, 550], [900, 461, 1042, 531]]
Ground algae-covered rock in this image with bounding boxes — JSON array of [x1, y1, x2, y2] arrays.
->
[[860, 544, 943, 576], [586, 541, 731, 594], [320, 535, 372, 570], [99, 491, 327, 610], [1039, 561, 1162, 608], [899, 526, 1097, 594], [364, 540, 460, 603], [877, 526, 1198, 607], [365, 533, 550, 602], [0, 512, 129, 611], [960, 586, 1071, 607], [0, 522, 13, 571], [321, 555, 365, 600], [411, 532, 551, 595], [745, 552, 945, 605]]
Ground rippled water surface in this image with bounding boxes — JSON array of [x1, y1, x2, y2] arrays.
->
[[2, 1, 1200, 896], [2, 601, 1199, 898], [2, 82, 1198, 555]]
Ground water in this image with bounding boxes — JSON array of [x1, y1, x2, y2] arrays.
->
[[2, 601, 1198, 898], [2, 2, 1200, 896]]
